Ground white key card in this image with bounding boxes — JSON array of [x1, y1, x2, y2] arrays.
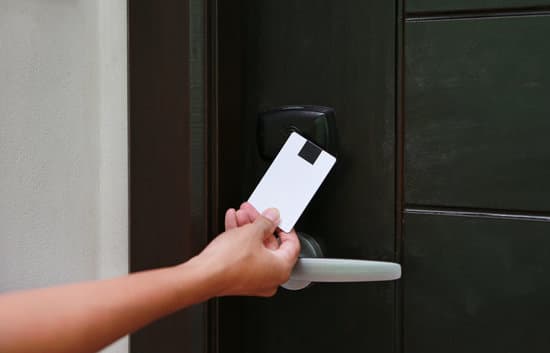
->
[[248, 132, 336, 232]]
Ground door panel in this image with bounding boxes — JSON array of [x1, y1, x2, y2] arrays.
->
[[406, 0, 550, 12], [405, 16, 550, 211], [218, 1, 398, 353], [403, 212, 550, 353], [217, 2, 550, 353]]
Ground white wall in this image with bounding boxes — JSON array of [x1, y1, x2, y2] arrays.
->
[[0, 1, 128, 352]]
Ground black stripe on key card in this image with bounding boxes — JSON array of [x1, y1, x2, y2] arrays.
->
[[298, 140, 322, 165]]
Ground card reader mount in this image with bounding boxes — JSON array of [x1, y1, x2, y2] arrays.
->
[[257, 105, 338, 161]]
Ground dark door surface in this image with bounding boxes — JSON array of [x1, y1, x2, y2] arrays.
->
[[217, 1, 397, 353], [216, 1, 550, 353], [403, 3, 550, 353]]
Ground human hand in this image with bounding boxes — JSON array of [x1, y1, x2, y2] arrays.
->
[[0, 205, 297, 353], [224, 202, 283, 250], [193, 204, 300, 297]]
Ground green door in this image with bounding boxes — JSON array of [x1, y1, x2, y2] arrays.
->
[[218, 1, 397, 352], [404, 2, 550, 352], [216, 1, 550, 352]]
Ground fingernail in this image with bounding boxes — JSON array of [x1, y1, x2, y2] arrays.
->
[[263, 208, 280, 223]]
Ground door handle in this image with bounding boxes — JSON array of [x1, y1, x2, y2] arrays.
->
[[255, 107, 400, 290], [283, 233, 401, 290]]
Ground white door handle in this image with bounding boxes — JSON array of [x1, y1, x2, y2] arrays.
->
[[283, 258, 401, 290], [282, 233, 401, 290]]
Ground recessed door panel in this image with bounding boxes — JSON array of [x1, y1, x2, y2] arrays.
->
[[405, 16, 550, 211], [404, 213, 550, 353]]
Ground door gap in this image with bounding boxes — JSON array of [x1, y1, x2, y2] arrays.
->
[[407, 7, 550, 22], [405, 205, 550, 222]]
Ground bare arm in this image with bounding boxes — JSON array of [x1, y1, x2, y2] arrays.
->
[[0, 207, 300, 353]]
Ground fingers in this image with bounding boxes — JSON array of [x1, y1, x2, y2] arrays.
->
[[224, 208, 237, 230], [240, 202, 260, 222], [241, 204, 278, 249], [235, 209, 250, 226], [226, 203, 257, 230], [263, 234, 279, 250], [274, 229, 301, 264], [252, 208, 280, 239]]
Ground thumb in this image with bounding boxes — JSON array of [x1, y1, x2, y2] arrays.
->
[[252, 208, 280, 238]]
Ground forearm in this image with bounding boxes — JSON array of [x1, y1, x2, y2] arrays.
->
[[0, 257, 221, 353], [0, 206, 298, 353]]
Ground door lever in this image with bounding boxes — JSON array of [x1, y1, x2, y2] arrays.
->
[[283, 233, 401, 290]]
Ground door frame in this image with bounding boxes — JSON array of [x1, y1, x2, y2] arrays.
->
[[128, 0, 219, 352]]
